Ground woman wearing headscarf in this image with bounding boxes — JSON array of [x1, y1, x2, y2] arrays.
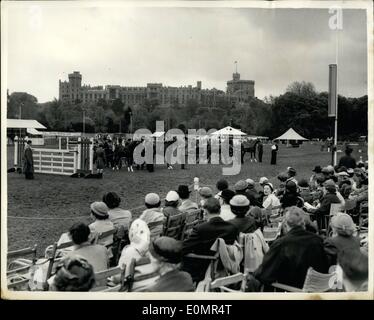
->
[[116, 219, 160, 291], [48, 256, 96, 291]]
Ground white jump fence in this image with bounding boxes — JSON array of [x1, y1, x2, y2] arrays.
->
[[14, 136, 94, 176], [32, 148, 78, 175]]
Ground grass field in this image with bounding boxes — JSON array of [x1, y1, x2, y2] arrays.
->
[[6, 142, 368, 256]]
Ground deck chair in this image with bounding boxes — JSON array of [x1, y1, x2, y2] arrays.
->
[[163, 213, 185, 239], [270, 267, 339, 293], [180, 209, 203, 241], [44, 240, 75, 290], [91, 266, 124, 292], [120, 256, 159, 292], [263, 222, 281, 243], [93, 228, 117, 247], [147, 220, 165, 239], [7, 244, 38, 276], [344, 199, 357, 214], [329, 203, 343, 216], [7, 275, 31, 291], [207, 272, 248, 292]]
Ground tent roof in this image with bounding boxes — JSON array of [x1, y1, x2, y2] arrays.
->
[[26, 128, 42, 135], [275, 128, 308, 141], [210, 126, 247, 136], [7, 119, 46, 129]]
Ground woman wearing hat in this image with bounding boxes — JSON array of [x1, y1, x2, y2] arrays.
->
[[324, 213, 360, 267], [116, 219, 160, 292], [144, 236, 194, 292], [89, 201, 115, 247], [178, 185, 198, 213], [103, 192, 132, 232], [228, 195, 256, 233], [262, 183, 281, 218]]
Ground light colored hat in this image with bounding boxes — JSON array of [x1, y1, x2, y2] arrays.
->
[[330, 213, 356, 236], [165, 190, 179, 202], [145, 193, 160, 205], [230, 195, 250, 207], [90, 202, 109, 218], [337, 171, 349, 177], [234, 180, 248, 191], [326, 165, 335, 173], [199, 187, 213, 198], [263, 182, 274, 192], [259, 177, 269, 185]]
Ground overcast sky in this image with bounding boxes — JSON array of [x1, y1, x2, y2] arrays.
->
[[4, 4, 368, 102]]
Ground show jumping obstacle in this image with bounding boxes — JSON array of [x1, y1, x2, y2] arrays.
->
[[13, 136, 94, 176]]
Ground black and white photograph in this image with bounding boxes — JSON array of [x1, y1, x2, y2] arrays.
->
[[1, 0, 372, 300]]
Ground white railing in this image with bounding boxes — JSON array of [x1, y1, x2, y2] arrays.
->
[[32, 148, 77, 175]]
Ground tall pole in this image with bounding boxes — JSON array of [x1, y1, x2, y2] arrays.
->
[[19, 102, 23, 138], [333, 29, 339, 166], [83, 110, 85, 135]]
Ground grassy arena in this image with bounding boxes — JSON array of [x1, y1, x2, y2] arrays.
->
[[6, 143, 367, 256]]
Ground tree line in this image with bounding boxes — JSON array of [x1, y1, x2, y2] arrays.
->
[[7, 81, 367, 140]]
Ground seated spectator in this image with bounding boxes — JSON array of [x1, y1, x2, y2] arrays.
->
[[286, 167, 298, 185], [254, 206, 328, 289], [324, 213, 360, 267], [102, 192, 132, 232], [248, 206, 266, 232], [117, 219, 160, 291], [298, 179, 313, 204], [246, 179, 263, 207], [309, 180, 341, 231], [228, 195, 256, 233], [162, 191, 182, 219], [177, 185, 198, 213], [182, 197, 239, 282], [144, 237, 194, 292], [275, 172, 288, 197], [349, 170, 368, 204], [309, 165, 322, 187], [139, 193, 166, 240], [338, 249, 368, 292], [215, 179, 229, 199], [198, 187, 213, 208], [218, 189, 236, 221], [234, 180, 248, 195], [262, 183, 281, 217], [89, 202, 114, 246], [258, 177, 269, 199], [280, 180, 303, 209], [48, 256, 95, 291], [66, 223, 109, 273]]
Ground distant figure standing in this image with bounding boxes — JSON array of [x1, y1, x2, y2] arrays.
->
[[338, 146, 357, 170], [270, 141, 278, 165], [94, 144, 106, 178], [23, 140, 34, 180], [257, 140, 263, 163]]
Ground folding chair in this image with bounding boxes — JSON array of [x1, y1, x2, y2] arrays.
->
[[91, 266, 124, 292], [147, 220, 165, 239], [7, 244, 38, 276], [163, 213, 185, 239], [7, 275, 31, 291], [93, 228, 117, 247], [358, 201, 368, 234], [270, 267, 339, 293], [120, 256, 159, 292], [207, 272, 248, 292], [180, 209, 203, 241], [263, 223, 281, 243], [329, 203, 343, 216]]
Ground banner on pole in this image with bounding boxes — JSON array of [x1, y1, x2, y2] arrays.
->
[[328, 64, 337, 117]]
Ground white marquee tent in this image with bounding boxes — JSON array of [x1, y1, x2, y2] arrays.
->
[[210, 126, 247, 136], [275, 128, 308, 141]]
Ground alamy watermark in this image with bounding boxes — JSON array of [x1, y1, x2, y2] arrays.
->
[[132, 121, 243, 176]]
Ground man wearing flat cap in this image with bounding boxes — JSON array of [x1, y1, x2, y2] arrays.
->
[[145, 237, 194, 292]]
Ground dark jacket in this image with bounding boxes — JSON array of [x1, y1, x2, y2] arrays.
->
[[23, 147, 34, 173], [338, 155, 357, 169], [246, 188, 263, 207], [229, 216, 256, 234], [314, 192, 341, 217], [182, 216, 239, 282], [144, 269, 195, 292], [254, 226, 328, 289], [324, 235, 361, 266]]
